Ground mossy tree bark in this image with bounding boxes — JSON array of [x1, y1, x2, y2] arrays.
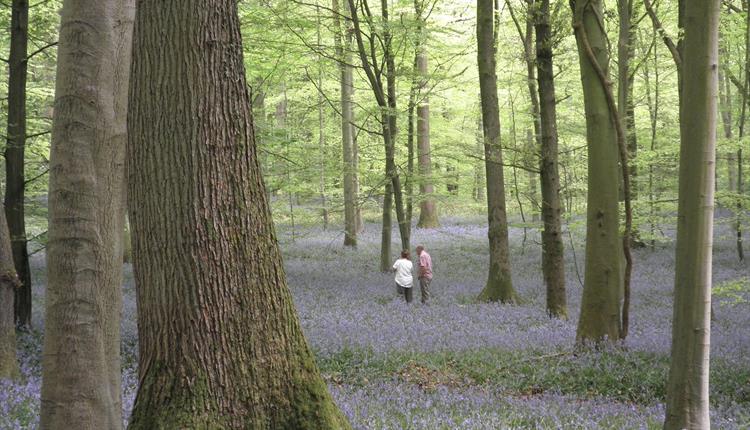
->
[[40, 0, 134, 428], [5, 0, 32, 329], [534, 0, 567, 319], [663, 1, 718, 427], [0, 203, 20, 380], [126, 2, 350, 428], [571, 0, 622, 342], [476, 0, 516, 303]]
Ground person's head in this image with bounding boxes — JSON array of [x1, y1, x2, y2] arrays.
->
[[416, 245, 424, 255], [401, 250, 409, 259]]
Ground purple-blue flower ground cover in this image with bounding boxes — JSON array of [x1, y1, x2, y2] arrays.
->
[[1, 216, 748, 428]]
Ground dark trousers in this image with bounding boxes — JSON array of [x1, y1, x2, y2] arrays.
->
[[399, 284, 413, 303]]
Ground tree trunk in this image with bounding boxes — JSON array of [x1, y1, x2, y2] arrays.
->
[[618, 0, 638, 204], [572, 0, 622, 342], [474, 116, 486, 202], [40, 1, 134, 428], [534, 0, 567, 319], [414, 0, 439, 229], [0, 202, 20, 380], [333, 0, 358, 247], [316, 8, 329, 231], [5, 0, 32, 329], [476, 0, 516, 303], [720, 72, 737, 193], [126, 2, 350, 428], [663, 1, 718, 427]]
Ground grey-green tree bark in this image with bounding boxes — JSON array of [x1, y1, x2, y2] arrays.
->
[[571, 0, 622, 342], [126, 2, 350, 428], [534, 0, 567, 319], [0, 203, 20, 380], [333, 0, 359, 247], [476, 0, 516, 303], [5, 0, 32, 329], [663, 0, 718, 427], [40, 0, 134, 428], [415, 0, 439, 229]]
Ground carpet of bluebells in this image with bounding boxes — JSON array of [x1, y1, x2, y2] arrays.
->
[[2, 215, 749, 429]]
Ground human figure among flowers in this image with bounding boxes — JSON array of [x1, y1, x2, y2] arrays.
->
[[391, 250, 414, 303], [416, 245, 433, 304]]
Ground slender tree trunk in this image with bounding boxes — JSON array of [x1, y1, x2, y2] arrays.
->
[[720, 72, 737, 193], [534, 0, 567, 319], [317, 8, 329, 230], [477, 0, 516, 303], [644, 37, 660, 248], [618, 0, 638, 204], [521, 10, 541, 222], [415, 0, 439, 228], [126, 2, 350, 428], [333, 0, 358, 246], [5, 0, 32, 329], [0, 203, 20, 380], [474, 116, 486, 202], [40, 1, 134, 427], [736, 3, 749, 261], [572, 0, 622, 342], [406, 57, 417, 237], [663, 1, 718, 427]]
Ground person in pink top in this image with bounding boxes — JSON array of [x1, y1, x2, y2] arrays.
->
[[415, 245, 432, 304]]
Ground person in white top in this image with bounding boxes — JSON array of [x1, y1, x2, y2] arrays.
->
[[391, 250, 414, 303]]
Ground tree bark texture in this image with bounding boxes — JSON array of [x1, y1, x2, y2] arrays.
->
[[40, 0, 134, 428], [0, 203, 20, 380], [617, 0, 638, 202], [534, 0, 567, 319], [477, 0, 516, 303], [5, 0, 32, 329], [126, 2, 350, 429], [333, 0, 358, 247], [663, 0, 718, 427], [571, 0, 622, 342], [416, 40, 439, 229]]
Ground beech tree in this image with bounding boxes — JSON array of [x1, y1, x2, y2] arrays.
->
[[571, 0, 622, 341], [126, 1, 349, 428], [5, 0, 32, 329], [663, 0, 719, 427], [476, 0, 516, 303], [40, 0, 134, 427], [0, 203, 20, 380], [533, 0, 566, 318]]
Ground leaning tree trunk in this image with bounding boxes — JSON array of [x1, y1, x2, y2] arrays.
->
[[534, 0, 567, 319], [126, 2, 350, 428], [0, 203, 20, 380], [571, 0, 622, 342], [40, 1, 134, 428], [333, 0, 358, 247], [5, 0, 32, 329], [663, 1, 718, 427], [477, 0, 516, 303]]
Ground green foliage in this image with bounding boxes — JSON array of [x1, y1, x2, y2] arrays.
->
[[714, 277, 750, 306]]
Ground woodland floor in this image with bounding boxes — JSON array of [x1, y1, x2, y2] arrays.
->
[[2, 216, 749, 429]]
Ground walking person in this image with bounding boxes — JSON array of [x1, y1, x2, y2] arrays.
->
[[416, 245, 433, 304], [392, 250, 414, 303]]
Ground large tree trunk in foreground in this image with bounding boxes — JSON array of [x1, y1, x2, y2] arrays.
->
[[0, 204, 20, 380], [5, 0, 32, 329], [333, 0, 358, 247], [126, 2, 349, 428], [663, 1, 718, 428], [572, 0, 622, 342], [477, 0, 516, 303], [534, 0, 567, 319], [40, 1, 134, 428]]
